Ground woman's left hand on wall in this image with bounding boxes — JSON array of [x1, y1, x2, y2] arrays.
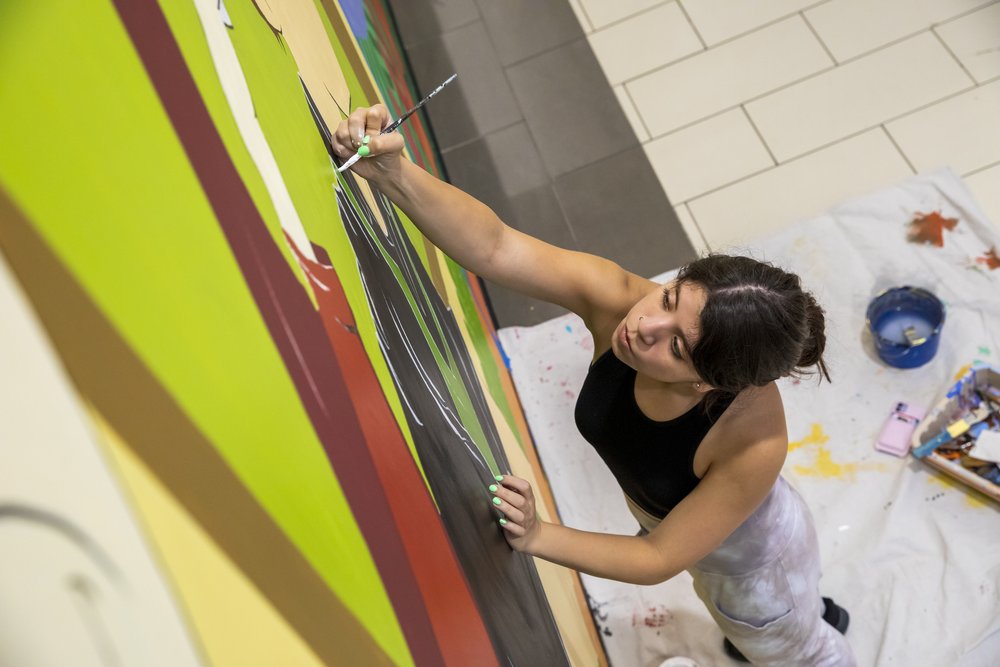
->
[[491, 475, 542, 553]]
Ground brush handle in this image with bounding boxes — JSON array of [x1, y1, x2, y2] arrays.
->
[[912, 430, 952, 458], [380, 73, 457, 136], [337, 151, 363, 173], [336, 74, 457, 174]]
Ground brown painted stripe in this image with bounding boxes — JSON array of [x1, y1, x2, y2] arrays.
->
[[108, 1, 443, 664], [318, 0, 379, 106], [0, 191, 393, 667]]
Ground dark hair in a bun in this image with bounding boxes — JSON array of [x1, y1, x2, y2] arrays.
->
[[676, 254, 830, 409]]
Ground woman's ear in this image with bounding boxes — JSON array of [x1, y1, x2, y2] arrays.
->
[[693, 381, 714, 394]]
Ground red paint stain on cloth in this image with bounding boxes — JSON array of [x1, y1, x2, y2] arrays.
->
[[632, 605, 673, 628], [907, 211, 958, 247], [976, 246, 1000, 270]]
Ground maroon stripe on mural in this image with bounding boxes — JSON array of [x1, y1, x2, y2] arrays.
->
[[291, 234, 499, 666], [109, 1, 445, 664]]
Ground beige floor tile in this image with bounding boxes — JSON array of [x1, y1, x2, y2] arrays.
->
[[588, 3, 702, 85], [963, 163, 1000, 228], [804, 0, 989, 62], [579, 0, 665, 29], [886, 80, 1000, 175], [644, 108, 773, 203], [687, 129, 912, 248], [567, 0, 593, 33], [936, 2, 1000, 83], [674, 203, 711, 255], [613, 85, 650, 142], [746, 33, 971, 162], [627, 16, 831, 137], [680, 0, 822, 45]]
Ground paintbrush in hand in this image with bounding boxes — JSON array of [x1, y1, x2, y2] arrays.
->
[[337, 73, 457, 173]]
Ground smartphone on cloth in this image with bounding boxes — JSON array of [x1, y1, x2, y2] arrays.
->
[[876, 402, 927, 457]]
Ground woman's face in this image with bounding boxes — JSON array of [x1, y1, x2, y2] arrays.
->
[[612, 280, 707, 385]]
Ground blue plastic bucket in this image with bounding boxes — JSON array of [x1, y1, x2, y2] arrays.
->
[[866, 287, 946, 369]]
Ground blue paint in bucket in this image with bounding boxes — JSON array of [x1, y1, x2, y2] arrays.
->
[[866, 287, 946, 369]]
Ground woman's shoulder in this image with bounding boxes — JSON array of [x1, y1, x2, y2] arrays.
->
[[701, 383, 787, 479], [712, 383, 787, 446]]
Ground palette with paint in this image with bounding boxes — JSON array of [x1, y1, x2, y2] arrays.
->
[[911, 363, 1000, 502]]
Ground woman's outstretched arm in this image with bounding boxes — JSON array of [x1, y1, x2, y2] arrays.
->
[[333, 105, 643, 321]]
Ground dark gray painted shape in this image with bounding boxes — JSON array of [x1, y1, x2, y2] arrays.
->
[[338, 174, 570, 666]]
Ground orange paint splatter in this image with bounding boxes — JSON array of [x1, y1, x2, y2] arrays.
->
[[907, 211, 958, 247], [976, 246, 1000, 270]]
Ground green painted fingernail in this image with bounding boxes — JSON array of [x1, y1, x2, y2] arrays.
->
[[495, 475, 503, 482], [492, 497, 502, 506], [499, 518, 507, 526], [357, 145, 370, 157], [362, 135, 370, 145], [489, 484, 498, 493]]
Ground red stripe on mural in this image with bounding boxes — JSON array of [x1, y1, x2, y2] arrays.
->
[[291, 236, 498, 666], [110, 1, 445, 663], [366, 0, 439, 175]]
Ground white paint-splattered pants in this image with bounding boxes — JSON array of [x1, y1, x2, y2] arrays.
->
[[628, 477, 857, 666]]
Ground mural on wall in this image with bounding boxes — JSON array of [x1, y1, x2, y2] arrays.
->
[[0, 0, 605, 665], [341, 0, 444, 177]]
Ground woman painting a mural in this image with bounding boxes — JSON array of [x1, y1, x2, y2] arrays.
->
[[334, 105, 856, 666]]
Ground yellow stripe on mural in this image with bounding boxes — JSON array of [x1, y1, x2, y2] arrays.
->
[[93, 412, 335, 667]]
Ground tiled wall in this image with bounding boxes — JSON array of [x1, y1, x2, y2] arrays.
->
[[576, 0, 1000, 253], [386, 0, 697, 327], [388, 0, 1000, 326]]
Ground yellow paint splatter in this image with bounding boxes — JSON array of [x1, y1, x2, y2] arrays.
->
[[789, 423, 888, 480], [926, 472, 990, 509], [788, 423, 829, 452], [952, 364, 972, 382], [793, 449, 887, 482]]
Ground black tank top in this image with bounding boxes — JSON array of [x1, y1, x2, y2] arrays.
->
[[574, 348, 734, 518]]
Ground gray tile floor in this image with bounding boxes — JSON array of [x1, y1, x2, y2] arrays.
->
[[388, 0, 695, 327]]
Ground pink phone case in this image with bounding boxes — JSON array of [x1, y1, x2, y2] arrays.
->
[[876, 402, 927, 457]]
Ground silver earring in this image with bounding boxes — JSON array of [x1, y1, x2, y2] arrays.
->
[[695, 383, 702, 389]]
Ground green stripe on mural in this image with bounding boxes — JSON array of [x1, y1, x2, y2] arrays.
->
[[0, 2, 411, 665], [351, 1, 521, 453], [155, 0, 307, 295], [446, 260, 525, 451], [214, 0, 421, 452]]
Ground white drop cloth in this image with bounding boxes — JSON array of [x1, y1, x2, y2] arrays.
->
[[498, 170, 1000, 667]]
